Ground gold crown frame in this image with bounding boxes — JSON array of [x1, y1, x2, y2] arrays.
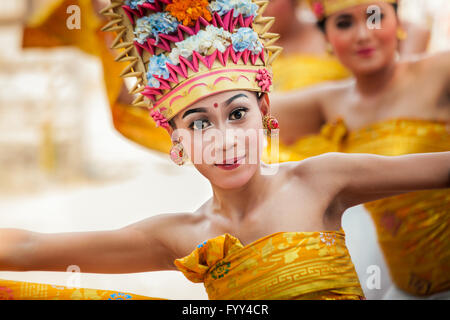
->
[[100, 1, 283, 126], [308, 0, 397, 20]]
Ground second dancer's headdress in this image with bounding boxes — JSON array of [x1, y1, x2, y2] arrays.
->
[[307, 0, 397, 21]]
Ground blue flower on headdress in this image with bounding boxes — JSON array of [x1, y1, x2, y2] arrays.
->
[[125, 0, 155, 10], [209, 0, 258, 18], [146, 54, 172, 88], [134, 12, 179, 44], [231, 27, 263, 54]]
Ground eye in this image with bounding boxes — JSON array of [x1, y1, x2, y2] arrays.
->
[[229, 107, 248, 121], [336, 18, 353, 29], [189, 119, 210, 130]]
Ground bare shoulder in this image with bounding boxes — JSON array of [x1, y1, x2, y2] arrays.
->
[[123, 211, 205, 268], [279, 77, 352, 104], [409, 51, 450, 74], [318, 79, 354, 117], [425, 51, 449, 68], [309, 78, 353, 102], [288, 153, 348, 190], [124, 212, 201, 235], [290, 152, 344, 174]]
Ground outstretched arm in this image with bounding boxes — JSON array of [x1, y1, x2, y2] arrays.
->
[[422, 51, 450, 98], [269, 86, 326, 145], [398, 21, 430, 58], [0, 213, 185, 274], [303, 152, 450, 213]]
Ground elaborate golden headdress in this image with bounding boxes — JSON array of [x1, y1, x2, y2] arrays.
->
[[100, 0, 282, 132], [307, 0, 397, 20]]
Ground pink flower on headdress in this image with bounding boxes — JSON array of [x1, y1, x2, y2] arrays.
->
[[312, 1, 325, 19], [256, 68, 272, 92], [150, 107, 170, 129]]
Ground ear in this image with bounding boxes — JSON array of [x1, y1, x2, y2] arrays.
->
[[258, 93, 271, 116], [168, 121, 179, 142]]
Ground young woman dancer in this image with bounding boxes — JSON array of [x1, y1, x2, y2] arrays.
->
[[1, 0, 449, 300]]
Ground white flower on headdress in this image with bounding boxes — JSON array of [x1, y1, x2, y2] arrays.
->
[[168, 25, 232, 64], [146, 25, 262, 85], [198, 25, 230, 54], [134, 12, 179, 44], [209, 0, 258, 18]]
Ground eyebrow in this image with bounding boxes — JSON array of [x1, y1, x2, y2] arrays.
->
[[224, 93, 248, 106], [181, 93, 249, 119], [182, 108, 207, 119], [335, 14, 353, 20]]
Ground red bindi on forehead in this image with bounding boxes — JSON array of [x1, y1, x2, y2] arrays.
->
[[213, 103, 218, 108]]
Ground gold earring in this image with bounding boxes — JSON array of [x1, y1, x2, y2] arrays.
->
[[397, 27, 408, 41], [326, 43, 334, 55], [263, 114, 279, 136], [169, 138, 187, 166]]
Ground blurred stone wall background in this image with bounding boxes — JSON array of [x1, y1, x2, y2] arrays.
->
[[0, 0, 98, 193], [399, 0, 450, 53]]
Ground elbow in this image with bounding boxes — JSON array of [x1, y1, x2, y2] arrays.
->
[[447, 169, 450, 188]]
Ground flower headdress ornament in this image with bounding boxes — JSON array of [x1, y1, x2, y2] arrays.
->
[[101, 0, 282, 133], [307, 0, 397, 21]]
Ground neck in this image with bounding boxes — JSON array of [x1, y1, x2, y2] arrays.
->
[[354, 59, 399, 96], [208, 164, 270, 223]]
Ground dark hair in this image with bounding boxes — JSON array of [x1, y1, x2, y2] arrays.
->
[[169, 118, 176, 130], [168, 91, 264, 130], [317, 3, 398, 33]]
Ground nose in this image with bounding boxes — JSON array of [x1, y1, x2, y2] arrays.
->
[[206, 123, 239, 162], [220, 125, 239, 153], [355, 20, 371, 43]]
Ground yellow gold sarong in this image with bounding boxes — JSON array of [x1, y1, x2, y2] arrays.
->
[[174, 230, 365, 300], [0, 278, 162, 300], [328, 118, 450, 296], [263, 54, 350, 163]]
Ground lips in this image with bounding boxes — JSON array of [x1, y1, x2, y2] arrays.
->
[[215, 156, 245, 170], [356, 47, 375, 57]]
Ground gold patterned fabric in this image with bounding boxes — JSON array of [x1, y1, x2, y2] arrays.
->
[[174, 231, 365, 300], [262, 54, 350, 163], [327, 118, 450, 296], [0, 279, 163, 300]]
